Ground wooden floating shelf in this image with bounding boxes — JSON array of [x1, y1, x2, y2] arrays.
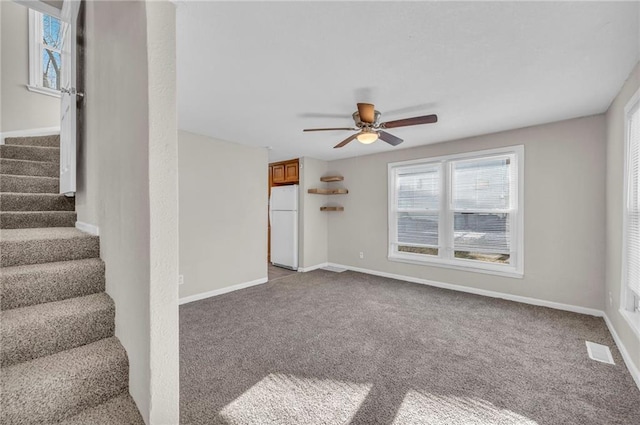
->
[[320, 176, 344, 182], [308, 188, 349, 195], [320, 206, 344, 211]]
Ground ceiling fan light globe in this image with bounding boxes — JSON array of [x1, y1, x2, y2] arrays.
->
[[357, 131, 379, 144]]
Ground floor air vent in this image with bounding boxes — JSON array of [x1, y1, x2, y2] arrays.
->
[[585, 341, 615, 365], [322, 265, 347, 273]]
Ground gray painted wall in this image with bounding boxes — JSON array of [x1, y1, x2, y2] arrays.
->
[[299, 157, 329, 269], [146, 2, 180, 423], [0, 1, 59, 132], [178, 130, 268, 300], [327, 115, 606, 310], [605, 62, 640, 373], [77, 1, 179, 423]]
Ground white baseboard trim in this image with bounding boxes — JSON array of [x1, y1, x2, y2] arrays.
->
[[298, 262, 329, 273], [326, 262, 604, 317], [603, 314, 640, 391], [75, 221, 100, 236], [0, 127, 60, 144], [179, 277, 268, 305]]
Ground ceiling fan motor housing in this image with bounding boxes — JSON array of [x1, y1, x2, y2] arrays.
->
[[353, 110, 382, 128]]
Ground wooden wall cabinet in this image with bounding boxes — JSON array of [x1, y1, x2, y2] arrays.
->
[[271, 158, 299, 184]]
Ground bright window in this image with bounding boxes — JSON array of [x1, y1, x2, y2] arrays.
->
[[622, 88, 640, 326], [28, 9, 64, 96], [388, 146, 524, 278]]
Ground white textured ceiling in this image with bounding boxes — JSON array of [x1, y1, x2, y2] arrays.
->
[[177, 1, 640, 162]]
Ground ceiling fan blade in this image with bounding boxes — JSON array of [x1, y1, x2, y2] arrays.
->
[[378, 131, 404, 146], [334, 133, 358, 149], [382, 114, 438, 129], [357, 103, 375, 123], [303, 127, 357, 132]]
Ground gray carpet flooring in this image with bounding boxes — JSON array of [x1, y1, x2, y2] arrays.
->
[[268, 263, 297, 282], [180, 270, 640, 425]]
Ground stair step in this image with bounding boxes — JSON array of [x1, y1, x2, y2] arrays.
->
[[0, 211, 76, 229], [0, 228, 100, 267], [0, 174, 59, 193], [0, 145, 59, 163], [58, 392, 144, 425], [0, 158, 59, 178], [4, 135, 60, 148], [1, 293, 115, 367], [0, 337, 129, 425], [0, 192, 74, 211], [1, 258, 105, 311]]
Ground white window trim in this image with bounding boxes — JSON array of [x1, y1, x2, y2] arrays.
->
[[388, 145, 525, 279], [28, 9, 61, 98], [620, 86, 640, 338]]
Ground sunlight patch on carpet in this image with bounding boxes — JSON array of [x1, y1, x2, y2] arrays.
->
[[219, 373, 371, 425], [391, 390, 538, 425]]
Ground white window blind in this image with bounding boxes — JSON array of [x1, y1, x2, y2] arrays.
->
[[394, 164, 441, 255], [451, 155, 516, 262], [625, 100, 640, 298]]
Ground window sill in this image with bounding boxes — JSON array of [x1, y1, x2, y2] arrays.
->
[[26, 85, 61, 98], [388, 254, 524, 279], [620, 308, 640, 340]]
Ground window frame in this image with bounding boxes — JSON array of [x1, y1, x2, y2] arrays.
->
[[388, 145, 525, 278], [28, 9, 62, 98], [620, 87, 640, 337]]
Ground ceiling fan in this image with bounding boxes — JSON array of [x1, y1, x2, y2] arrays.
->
[[303, 103, 438, 149]]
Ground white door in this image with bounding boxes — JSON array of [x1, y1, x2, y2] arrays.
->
[[59, 0, 80, 195]]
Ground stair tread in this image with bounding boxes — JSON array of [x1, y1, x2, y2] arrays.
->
[[0, 337, 128, 424], [0, 145, 60, 163], [1, 292, 112, 324], [1, 293, 115, 366], [1, 258, 106, 310], [0, 158, 60, 178], [0, 173, 58, 181], [58, 392, 144, 425], [0, 191, 69, 196], [4, 135, 60, 148], [0, 174, 59, 194], [1, 210, 76, 215], [0, 227, 92, 242], [0, 145, 60, 156], [0, 210, 77, 229], [0, 336, 124, 380], [0, 193, 75, 212], [0, 145, 60, 151], [0, 158, 58, 167], [0, 157, 57, 165], [0, 228, 99, 268], [1, 257, 104, 277]]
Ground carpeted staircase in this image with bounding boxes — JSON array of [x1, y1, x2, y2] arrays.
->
[[0, 135, 144, 424]]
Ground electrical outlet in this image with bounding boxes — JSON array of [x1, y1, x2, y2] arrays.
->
[[178, 275, 184, 285], [359, 252, 364, 259], [609, 291, 613, 307]]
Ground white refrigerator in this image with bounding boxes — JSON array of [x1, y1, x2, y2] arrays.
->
[[270, 185, 299, 270]]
